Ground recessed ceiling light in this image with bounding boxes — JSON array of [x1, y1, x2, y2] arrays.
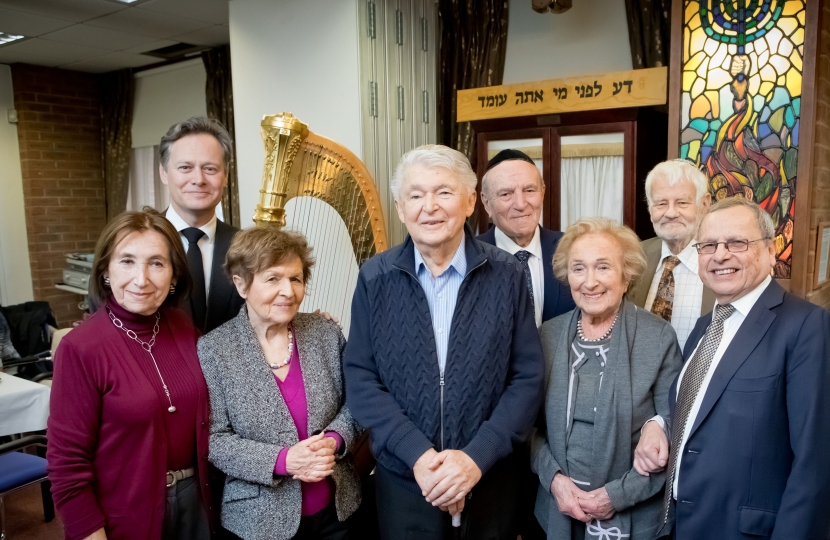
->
[[109, 0, 140, 3], [0, 32, 26, 46]]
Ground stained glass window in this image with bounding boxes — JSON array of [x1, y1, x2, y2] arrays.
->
[[680, 0, 805, 278]]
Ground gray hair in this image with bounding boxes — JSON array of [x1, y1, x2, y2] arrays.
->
[[699, 196, 775, 241], [645, 159, 709, 209], [481, 159, 543, 199], [159, 116, 233, 170], [552, 217, 647, 291], [390, 144, 478, 201]]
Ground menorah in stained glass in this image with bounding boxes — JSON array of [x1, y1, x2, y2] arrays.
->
[[680, 0, 805, 278]]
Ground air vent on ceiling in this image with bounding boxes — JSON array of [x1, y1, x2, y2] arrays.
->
[[142, 42, 207, 60]]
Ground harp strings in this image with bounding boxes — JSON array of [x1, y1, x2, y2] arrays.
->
[[284, 141, 373, 327]]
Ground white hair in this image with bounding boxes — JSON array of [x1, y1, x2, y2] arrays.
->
[[390, 144, 478, 201], [644, 159, 709, 209]]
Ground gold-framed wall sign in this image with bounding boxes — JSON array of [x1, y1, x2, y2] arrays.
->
[[456, 67, 667, 123], [815, 222, 830, 288]]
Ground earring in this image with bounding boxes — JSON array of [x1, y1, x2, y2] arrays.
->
[[103, 277, 111, 287], [169, 283, 176, 295]]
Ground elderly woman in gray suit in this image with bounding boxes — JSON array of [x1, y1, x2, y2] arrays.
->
[[198, 227, 360, 540], [531, 217, 682, 540]]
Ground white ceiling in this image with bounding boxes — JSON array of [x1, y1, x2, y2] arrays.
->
[[0, 0, 230, 73]]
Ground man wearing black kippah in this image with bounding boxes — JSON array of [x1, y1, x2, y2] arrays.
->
[[478, 149, 575, 326], [477, 149, 575, 540]]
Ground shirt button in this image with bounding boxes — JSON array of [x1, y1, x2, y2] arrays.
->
[[437, 293, 443, 298], [437, 328, 443, 334]]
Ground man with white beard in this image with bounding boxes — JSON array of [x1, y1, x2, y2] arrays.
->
[[628, 160, 714, 349]]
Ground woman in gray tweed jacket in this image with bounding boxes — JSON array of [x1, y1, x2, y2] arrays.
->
[[198, 227, 360, 540], [531, 218, 682, 540]]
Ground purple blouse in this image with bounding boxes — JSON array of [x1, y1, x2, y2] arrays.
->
[[272, 338, 343, 516]]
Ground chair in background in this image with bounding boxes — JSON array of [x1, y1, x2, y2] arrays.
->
[[0, 302, 57, 380], [0, 435, 54, 539], [28, 328, 72, 388]]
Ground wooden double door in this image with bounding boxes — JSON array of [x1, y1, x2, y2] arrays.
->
[[472, 107, 667, 240]]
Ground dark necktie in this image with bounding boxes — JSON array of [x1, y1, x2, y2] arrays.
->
[[514, 250, 536, 319], [651, 255, 681, 322], [182, 227, 207, 331], [662, 303, 736, 524]]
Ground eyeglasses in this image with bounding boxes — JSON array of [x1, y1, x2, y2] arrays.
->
[[693, 238, 771, 254]]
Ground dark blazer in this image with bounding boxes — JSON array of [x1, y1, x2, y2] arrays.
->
[[202, 220, 245, 333], [658, 280, 830, 540], [628, 236, 716, 316], [478, 225, 575, 322]]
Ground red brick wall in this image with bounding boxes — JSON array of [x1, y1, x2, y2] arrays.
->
[[11, 64, 107, 327], [805, 3, 830, 310]]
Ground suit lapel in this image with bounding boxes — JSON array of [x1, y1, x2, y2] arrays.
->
[[539, 227, 559, 322], [630, 237, 661, 307], [206, 220, 234, 331], [477, 226, 496, 245], [234, 310, 297, 440], [688, 282, 783, 438]]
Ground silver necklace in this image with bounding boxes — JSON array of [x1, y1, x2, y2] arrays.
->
[[268, 329, 293, 370], [108, 309, 176, 413], [578, 311, 619, 342]]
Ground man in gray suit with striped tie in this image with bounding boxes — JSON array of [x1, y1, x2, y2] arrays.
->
[[628, 159, 715, 351]]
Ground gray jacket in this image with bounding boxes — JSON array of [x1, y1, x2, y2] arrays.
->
[[198, 308, 361, 540], [531, 300, 682, 540]]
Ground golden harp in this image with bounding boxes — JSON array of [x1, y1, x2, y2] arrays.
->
[[252, 112, 388, 331]]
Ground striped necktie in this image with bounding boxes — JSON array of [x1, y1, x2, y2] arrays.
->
[[662, 303, 736, 524]]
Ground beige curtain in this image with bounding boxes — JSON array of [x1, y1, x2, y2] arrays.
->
[[100, 69, 134, 222], [202, 45, 240, 228]]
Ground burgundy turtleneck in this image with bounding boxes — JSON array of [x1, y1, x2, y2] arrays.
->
[[106, 299, 199, 470]]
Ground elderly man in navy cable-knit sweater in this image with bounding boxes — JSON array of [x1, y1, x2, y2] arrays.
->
[[344, 144, 544, 540]]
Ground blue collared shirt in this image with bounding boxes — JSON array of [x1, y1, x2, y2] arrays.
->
[[414, 236, 467, 374]]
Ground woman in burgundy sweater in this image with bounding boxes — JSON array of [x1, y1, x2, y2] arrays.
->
[[47, 210, 213, 540]]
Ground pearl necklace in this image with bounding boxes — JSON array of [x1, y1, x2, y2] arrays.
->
[[267, 329, 294, 370], [578, 311, 619, 342], [108, 309, 176, 413]]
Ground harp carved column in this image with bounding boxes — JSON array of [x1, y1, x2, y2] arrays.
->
[[254, 112, 309, 228], [253, 112, 388, 266]]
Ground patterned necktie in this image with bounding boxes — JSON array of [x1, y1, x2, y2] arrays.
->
[[182, 227, 207, 331], [662, 303, 736, 523], [651, 255, 681, 322], [514, 250, 535, 318]]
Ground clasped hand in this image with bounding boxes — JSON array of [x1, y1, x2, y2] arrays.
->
[[286, 432, 336, 482], [551, 473, 615, 522], [633, 420, 669, 476], [413, 448, 481, 517]]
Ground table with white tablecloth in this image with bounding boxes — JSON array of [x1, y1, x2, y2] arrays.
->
[[0, 372, 50, 436]]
